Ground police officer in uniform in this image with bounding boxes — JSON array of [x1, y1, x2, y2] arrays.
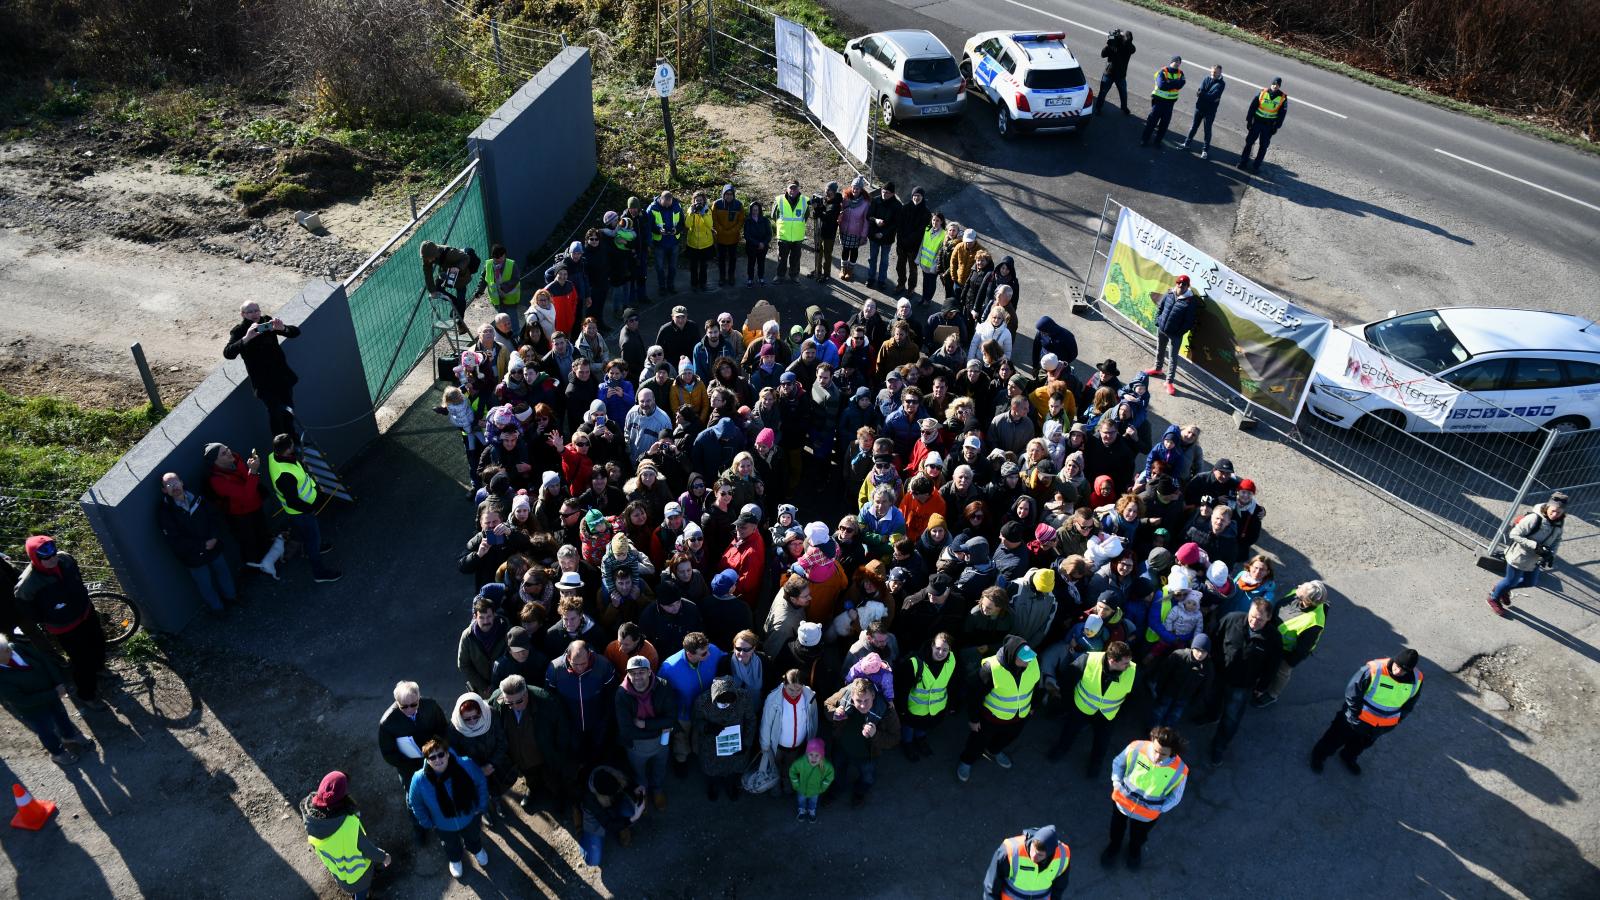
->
[[1311, 648, 1422, 774], [985, 824, 1069, 899], [1238, 77, 1288, 173], [1139, 56, 1186, 147]]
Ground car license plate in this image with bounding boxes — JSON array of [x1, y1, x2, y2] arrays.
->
[[921, 105, 949, 115], [1045, 97, 1072, 108]]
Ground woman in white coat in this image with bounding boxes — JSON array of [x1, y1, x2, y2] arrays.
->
[[759, 669, 819, 796], [967, 308, 1013, 362]]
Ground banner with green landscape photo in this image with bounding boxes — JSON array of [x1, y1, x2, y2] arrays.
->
[[1096, 205, 1331, 421]]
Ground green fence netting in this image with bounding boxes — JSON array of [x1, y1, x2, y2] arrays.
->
[[347, 165, 488, 405]]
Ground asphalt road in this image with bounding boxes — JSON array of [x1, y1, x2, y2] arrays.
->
[[815, 0, 1600, 324]]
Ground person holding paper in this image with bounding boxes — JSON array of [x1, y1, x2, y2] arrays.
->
[[377, 680, 449, 843], [691, 676, 756, 802]]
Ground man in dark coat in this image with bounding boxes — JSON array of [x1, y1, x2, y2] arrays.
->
[[1095, 29, 1137, 115], [1203, 600, 1281, 765], [1145, 275, 1199, 395], [157, 472, 234, 616], [894, 186, 934, 296], [222, 300, 301, 438]]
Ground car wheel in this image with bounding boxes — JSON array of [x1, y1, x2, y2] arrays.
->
[[997, 106, 1015, 139], [1544, 415, 1590, 434], [880, 96, 895, 129], [1354, 408, 1406, 437]]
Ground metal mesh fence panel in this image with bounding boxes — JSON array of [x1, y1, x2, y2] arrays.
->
[[345, 164, 487, 406], [1504, 426, 1600, 561]]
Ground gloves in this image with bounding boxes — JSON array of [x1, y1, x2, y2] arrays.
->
[[1538, 547, 1555, 569]]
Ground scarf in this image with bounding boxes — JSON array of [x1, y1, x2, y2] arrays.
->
[[425, 755, 478, 820], [451, 693, 492, 738], [622, 673, 657, 719], [729, 652, 763, 695]]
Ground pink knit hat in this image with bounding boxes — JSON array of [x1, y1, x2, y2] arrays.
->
[[805, 737, 826, 755]]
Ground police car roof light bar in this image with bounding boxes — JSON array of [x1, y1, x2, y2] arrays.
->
[[1012, 32, 1065, 42]]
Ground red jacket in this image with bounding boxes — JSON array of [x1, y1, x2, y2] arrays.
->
[[720, 531, 768, 608], [560, 445, 593, 497], [207, 452, 264, 516]]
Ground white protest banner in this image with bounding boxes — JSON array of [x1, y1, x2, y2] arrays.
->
[[1097, 205, 1331, 421], [774, 16, 871, 164], [1311, 329, 1461, 427]]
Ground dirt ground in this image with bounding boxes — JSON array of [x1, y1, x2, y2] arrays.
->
[[0, 138, 410, 408], [3, 79, 1598, 899]]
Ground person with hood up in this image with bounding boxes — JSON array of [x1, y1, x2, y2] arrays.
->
[[449, 693, 511, 812], [1033, 316, 1079, 372], [957, 635, 1039, 783], [976, 255, 1023, 323], [986, 823, 1070, 899], [692, 675, 758, 800], [407, 738, 490, 879], [615, 655, 679, 811], [13, 536, 109, 710], [302, 771, 390, 899], [1145, 275, 1199, 396]]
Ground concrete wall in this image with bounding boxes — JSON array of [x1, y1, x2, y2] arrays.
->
[[469, 47, 598, 260], [82, 280, 377, 633]]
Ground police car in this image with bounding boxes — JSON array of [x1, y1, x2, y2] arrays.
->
[[1306, 307, 1600, 434], [960, 31, 1094, 138]]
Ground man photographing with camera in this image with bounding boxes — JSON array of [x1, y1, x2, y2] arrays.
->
[[1486, 491, 1566, 618], [224, 301, 301, 440], [1095, 29, 1137, 116]]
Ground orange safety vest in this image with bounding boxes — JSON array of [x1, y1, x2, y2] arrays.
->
[[1357, 658, 1422, 728]]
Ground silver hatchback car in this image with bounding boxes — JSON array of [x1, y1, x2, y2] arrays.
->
[[844, 30, 966, 126]]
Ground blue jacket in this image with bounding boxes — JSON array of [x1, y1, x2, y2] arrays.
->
[[691, 416, 746, 477], [659, 646, 727, 723], [1194, 75, 1226, 110], [546, 652, 618, 736], [599, 377, 636, 425], [1155, 288, 1199, 337], [407, 752, 489, 832], [1143, 424, 1188, 483], [882, 407, 920, 460], [645, 201, 683, 246]]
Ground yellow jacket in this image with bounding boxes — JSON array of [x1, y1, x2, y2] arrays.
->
[[685, 208, 715, 250], [712, 202, 746, 245], [950, 240, 984, 288]]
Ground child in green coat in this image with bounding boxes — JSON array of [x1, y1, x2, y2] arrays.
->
[[788, 737, 834, 823]]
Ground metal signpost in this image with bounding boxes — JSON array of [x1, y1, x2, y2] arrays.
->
[[655, 59, 680, 182]]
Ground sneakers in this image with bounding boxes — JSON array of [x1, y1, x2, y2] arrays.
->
[[807, 811, 817, 823], [449, 860, 465, 878], [473, 848, 489, 866], [1252, 693, 1278, 709], [985, 751, 1013, 770], [797, 809, 808, 822], [1201, 150, 1209, 159], [313, 569, 343, 584], [1142, 367, 1163, 377], [955, 762, 971, 783], [1486, 595, 1510, 618], [64, 735, 95, 752], [746, 278, 754, 287], [1179, 138, 1189, 149], [50, 750, 79, 766], [1500, 593, 1514, 608], [1165, 383, 1177, 396]]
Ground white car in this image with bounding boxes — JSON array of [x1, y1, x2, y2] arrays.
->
[[1306, 307, 1600, 433], [960, 31, 1094, 138]]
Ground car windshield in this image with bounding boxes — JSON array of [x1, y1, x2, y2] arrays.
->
[[1024, 67, 1086, 90], [1364, 311, 1470, 374], [904, 56, 958, 83]]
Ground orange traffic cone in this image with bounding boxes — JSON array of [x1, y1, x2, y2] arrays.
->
[[11, 782, 57, 831]]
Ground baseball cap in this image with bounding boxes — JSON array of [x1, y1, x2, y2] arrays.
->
[[671, 305, 688, 316], [1215, 458, 1235, 474], [780, 371, 799, 384], [627, 655, 652, 671], [1015, 645, 1038, 663]]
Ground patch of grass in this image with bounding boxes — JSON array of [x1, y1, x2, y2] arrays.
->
[[37, 80, 90, 118], [1115, 0, 1597, 155], [266, 181, 311, 207], [324, 109, 481, 190], [594, 79, 740, 192], [96, 88, 225, 141], [119, 630, 161, 665], [765, 0, 848, 51], [233, 180, 270, 204], [0, 390, 162, 575], [238, 116, 320, 147]]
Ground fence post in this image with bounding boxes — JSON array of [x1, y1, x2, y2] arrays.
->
[[706, 0, 716, 71], [1484, 427, 1561, 556], [128, 342, 165, 415], [490, 16, 507, 76]]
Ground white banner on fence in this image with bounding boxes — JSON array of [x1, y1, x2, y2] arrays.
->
[[1311, 329, 1461, 427], [774, 16, 871, 164]]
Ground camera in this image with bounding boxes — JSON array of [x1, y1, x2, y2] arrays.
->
[[256, 322, 273, 334], [1108, 29, 1124, 43]]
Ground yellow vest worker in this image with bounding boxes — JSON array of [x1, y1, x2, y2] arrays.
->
[[266, 434, 341, 582], [984, 825, 1069, 899], [1239, 77, 1289, 173], [1048, 643, 1136, 775], [483, 250, 520, 310], [303, 771, 388, 894], [1312, 649, 1423, 774], [1104, 729, 1188, 869], [957, 638, 1039, 784], [1141, 56, 1187, 147]]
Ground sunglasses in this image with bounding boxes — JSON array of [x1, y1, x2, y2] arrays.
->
[[426, 753, 449, 761], [734, 645, 755, 654], [840, 526, 858, 534], [574, 440, 590, 447]]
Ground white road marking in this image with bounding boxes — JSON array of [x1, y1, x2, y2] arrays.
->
[[1433, 149, 1600, 214], [993, 0, 1349, 118]]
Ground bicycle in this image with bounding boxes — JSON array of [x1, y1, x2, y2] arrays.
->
[[86, 582, 144, 647]]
